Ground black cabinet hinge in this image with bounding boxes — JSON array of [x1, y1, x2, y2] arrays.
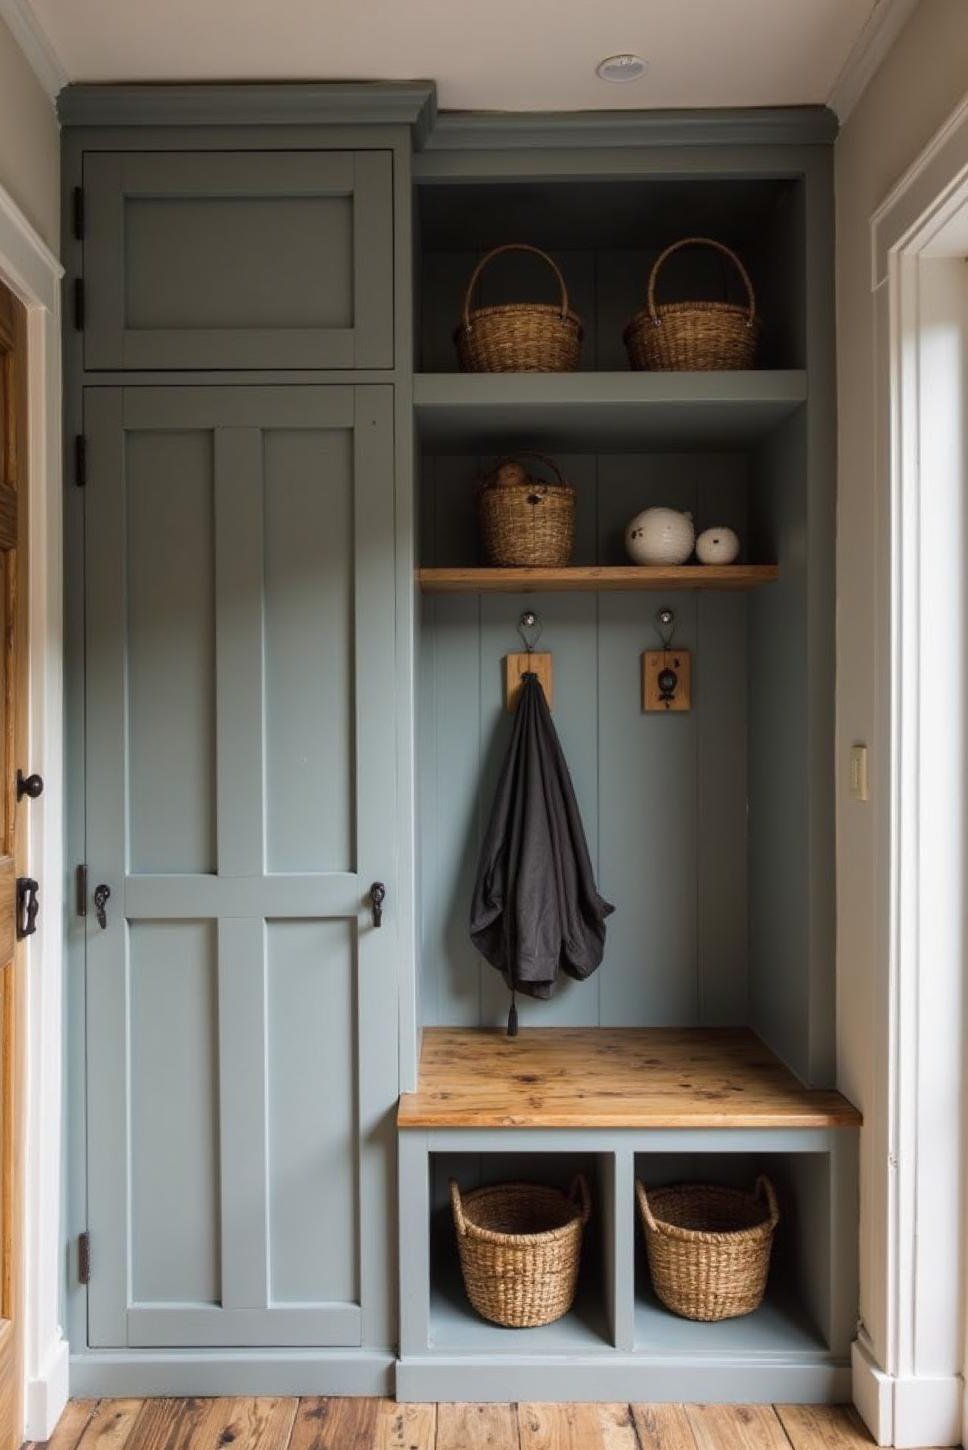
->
[[75, 864, 88, 917], [74, 435, 87, 489], [72, 186, 85, 242], [78, 1231, 91, 1285], [73, 278, 85, 332]]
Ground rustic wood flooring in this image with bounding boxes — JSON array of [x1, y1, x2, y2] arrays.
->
[[25, 1399, 912, 1450]]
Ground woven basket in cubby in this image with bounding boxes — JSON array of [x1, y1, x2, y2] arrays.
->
[[450, 1176, 591, 1328], [455, 244, 583, 372], [478, 452, 575, 568], [636, 1176, 779, 1322], [624, 237, 760, 372]]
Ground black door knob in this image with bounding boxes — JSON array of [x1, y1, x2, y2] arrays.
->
[[16, 771, 44, 801], [93, 883, 111, 930]]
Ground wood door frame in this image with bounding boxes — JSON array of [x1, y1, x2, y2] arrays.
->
[[0, 181, 65, 1442]]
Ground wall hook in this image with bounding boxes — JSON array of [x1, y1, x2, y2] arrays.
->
[[517, 610, 542, 655], [654, 607, 676, 651]]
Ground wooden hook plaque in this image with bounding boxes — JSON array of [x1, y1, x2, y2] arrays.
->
[[505, 652, 554, 711]]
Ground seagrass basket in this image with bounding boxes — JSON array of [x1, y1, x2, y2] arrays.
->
[[455, 244, 583, 372], [636, 1176, 779, 1322], [450, 1176, 591, 1328], [624, 237, 760, 372], [478, 452, 575, 567]]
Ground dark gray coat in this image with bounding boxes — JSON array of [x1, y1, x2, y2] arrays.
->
[[470, 673, 614, 1003]]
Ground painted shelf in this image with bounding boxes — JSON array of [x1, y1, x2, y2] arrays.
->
[[418, 564, 778, 594], [397, 1028, 862, 1130], [634, 1280, 827, 1359], [431, 1247, 611, 1355], [414, 370, 807, 451]]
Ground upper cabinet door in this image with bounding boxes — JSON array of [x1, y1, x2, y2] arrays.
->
[[82, 151, 393, 370]]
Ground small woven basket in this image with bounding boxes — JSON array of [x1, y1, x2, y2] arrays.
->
[[451, 1176, 591, 1328], [636, 1177, 779, 1322], [478, 452, 575, 567], [455, 244, 583, 372], [624, 237, 760, 372]]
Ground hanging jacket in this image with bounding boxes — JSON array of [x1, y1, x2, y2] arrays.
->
[[469, 673, 614, 1020]]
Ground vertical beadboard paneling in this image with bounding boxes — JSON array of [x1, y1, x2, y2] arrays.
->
[[419, 451, 751, 1029]]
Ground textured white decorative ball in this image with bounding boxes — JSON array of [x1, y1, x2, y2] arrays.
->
[[625, 508, 695, 566], [696, 526, 740, 565]]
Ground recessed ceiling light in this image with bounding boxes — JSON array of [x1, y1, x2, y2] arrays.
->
[[596, 53, 647, 82]]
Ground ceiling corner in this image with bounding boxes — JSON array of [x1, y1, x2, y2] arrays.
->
[[827, 0, 921, 125], [0, 0, 69, 104]]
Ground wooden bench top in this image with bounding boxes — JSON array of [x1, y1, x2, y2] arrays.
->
[[397, 1027, 862, 1130]]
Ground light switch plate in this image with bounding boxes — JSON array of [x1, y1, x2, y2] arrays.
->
[[849, 743, 869, 802]]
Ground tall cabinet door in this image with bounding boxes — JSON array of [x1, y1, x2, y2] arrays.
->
[[83, 385, 398, 1349]]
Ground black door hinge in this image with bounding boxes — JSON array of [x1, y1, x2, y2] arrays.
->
[[74, 435, 87, 489], [73, 278, 85, 331], [72, 186, 85, 242], [75, 864, 87, 917], [78, 1231, 91, 1285]]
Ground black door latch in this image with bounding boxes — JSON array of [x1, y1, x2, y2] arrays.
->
[[16, 877, 39, 939]]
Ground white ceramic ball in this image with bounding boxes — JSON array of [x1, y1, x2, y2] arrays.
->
[[625, 508, 695, 566], [695, 526, 740, 565]]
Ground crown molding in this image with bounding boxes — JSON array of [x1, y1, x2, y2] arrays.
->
[[56, 80, 438, 144], [423, 105, 838, 151], [827, 0, 920, 123], [0, 0, 67, 102]]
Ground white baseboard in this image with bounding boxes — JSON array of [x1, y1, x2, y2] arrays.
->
[[25, 1333, 70, 1442], [852, 1336, 963, 1447]]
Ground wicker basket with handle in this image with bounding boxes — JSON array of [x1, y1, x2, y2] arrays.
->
[[636, 1176, 779, 1322], [478, 452, 575, 568], [455, 244, 583, 372], [623, 237, 760, 372], [450, 1176, 591, 1328]]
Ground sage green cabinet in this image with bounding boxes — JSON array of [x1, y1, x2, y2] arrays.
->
[[83, 384, 398, 1349], [82, 150, 394, 369]]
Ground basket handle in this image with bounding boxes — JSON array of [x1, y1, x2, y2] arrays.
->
[[449, 1179, 468, 1237], [634, 1178, 658, 1232], [755, 1175, 780, 1228], [646, 237, 756, 329], [462, 244, 571, 332], [489, 451, 566, 490], [569, 1174, 593, 1225]]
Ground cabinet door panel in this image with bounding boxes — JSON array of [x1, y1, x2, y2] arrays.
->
[[84, 151, 393, 370], [84, 385, 397, 1350]]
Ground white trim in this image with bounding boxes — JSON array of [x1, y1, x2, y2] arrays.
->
[[856, 88, 968, 1450], [853, 1336, 895, 1446], [0, 181, 66, 1444], [0, 0, 67, 102], [827, 0, 920, 124]]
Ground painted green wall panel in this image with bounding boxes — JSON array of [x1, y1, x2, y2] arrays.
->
[[129, 920, 221, 1305]]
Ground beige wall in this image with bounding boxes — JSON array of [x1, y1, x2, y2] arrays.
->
[[835, 0, 968, 1365], [0, 12, 59, 254]]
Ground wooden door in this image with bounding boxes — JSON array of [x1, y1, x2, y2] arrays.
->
[[0, 282, 28, 1448], [83, 386, 398, 1350], [82, 151, 394, 370]]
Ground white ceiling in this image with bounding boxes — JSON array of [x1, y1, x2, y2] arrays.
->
[[5, 0, 917, 116]]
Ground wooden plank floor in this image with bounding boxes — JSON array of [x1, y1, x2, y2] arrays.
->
[[25, 1399, 917, 1450]]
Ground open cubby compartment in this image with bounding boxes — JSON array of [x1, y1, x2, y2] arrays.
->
[[632, 1150, 845, 1360], [426, 1151, 613, 1354], [415, 407, 830, 1090], [415, 175, 806, 372]]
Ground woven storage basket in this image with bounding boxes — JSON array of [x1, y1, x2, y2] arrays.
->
[[479, 452, 575, 567], [450, 1176, 591, 1328], [624, 237, 760, 372], [455, 244, 583, 372], [636, 1177, 779, 1322]]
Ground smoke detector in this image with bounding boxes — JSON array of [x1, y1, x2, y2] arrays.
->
[[596, 54, 647, 82]]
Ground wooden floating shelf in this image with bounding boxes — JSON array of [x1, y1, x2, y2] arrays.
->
[[418, 565, 779, 594], [398, 1026, 862, 1130], [414, 370, 807, 451]]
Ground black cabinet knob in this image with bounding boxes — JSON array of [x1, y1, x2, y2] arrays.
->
[[16, 771, 44, 801]]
